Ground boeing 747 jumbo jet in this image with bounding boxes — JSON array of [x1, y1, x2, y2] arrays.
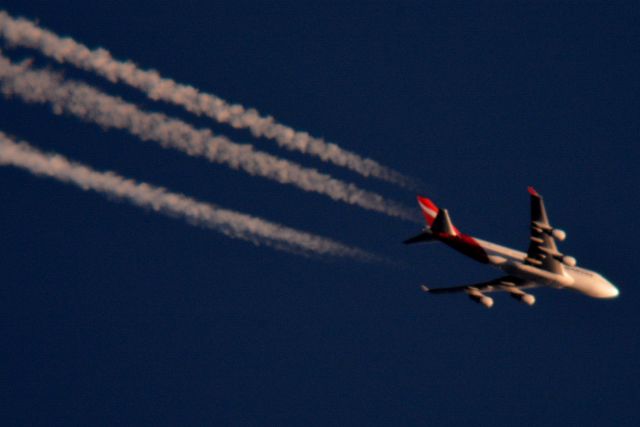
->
[[404, 187, 619, 308]]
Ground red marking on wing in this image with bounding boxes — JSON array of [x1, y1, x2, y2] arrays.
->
[[528, 186, 540, 197]]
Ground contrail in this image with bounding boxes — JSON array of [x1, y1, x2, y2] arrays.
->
[[0, 53, 417, 222], [0, 131, 383, 261], [0, 10, 418, 189]]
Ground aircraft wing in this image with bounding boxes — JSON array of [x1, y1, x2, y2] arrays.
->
[[525, 187, 565, 274], [422, 275, 538, 307], [422, 275, 537, 294]]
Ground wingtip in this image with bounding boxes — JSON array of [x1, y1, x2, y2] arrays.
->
[[420, 284, 430, 293], [527, 186, 540, 197]]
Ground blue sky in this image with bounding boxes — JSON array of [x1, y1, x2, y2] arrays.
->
[[1, 2, 639, 426]]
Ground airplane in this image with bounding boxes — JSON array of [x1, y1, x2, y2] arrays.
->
[[404, 187, 619, 308]]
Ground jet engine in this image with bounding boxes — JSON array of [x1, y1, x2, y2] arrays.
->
[[532, 222, 567, 242], [510, 292, 536, 306], [468, 292, 494, 308], [550, 251, 577, 267], [551, 228, 567, 241]]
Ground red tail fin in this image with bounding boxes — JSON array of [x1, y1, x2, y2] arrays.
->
[[412, 194, 489, 263], [417, 195, 439, 226]]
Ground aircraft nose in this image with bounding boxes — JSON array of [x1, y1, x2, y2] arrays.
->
[[602, 279, 620, 298]]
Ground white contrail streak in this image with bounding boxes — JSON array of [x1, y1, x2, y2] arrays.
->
[[0, 131, 382, 261], [0, 53, 416, 222], [0, 10, 417, 189]]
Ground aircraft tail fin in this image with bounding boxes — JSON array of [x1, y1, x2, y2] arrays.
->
[[416, 195, 439, 226], [416, 195, 459, 235], [408, 194, 488, 263], [430, 208, 459, 236]]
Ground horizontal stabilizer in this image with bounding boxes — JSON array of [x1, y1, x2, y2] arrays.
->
[[403, 230, 436, 245]]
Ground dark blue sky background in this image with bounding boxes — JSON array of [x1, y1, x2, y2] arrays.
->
[[1, 1, 639, 425]]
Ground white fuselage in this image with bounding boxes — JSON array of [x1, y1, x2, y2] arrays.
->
[[473, 237, 619, 299]]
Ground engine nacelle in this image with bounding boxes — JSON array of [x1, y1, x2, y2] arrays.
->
[[468, 293, 494, 308], [521, 293, 536, 306], [479, 296, 494, 308], [551, 229, 566, 241], [562, 255, 577, 267], [509, 292, 536, 306]]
